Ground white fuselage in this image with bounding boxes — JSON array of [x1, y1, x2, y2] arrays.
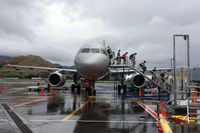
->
[[74, 43, 110, 80]]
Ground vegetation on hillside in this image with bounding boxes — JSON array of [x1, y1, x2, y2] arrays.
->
[[0, 55, 56, 79]]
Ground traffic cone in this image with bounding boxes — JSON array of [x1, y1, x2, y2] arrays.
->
[[50, 88, 53, 96], [163, 99, 165, 108], [159, 108, 163, 114], [195, 94, 198, 103], [163, 103, 166, 116], [156, 123, 160, 128], [156, 122, 162, 133], [163, 110, 166, 116], [161, 99, 167, 118], [151, 88, 153, 95], [139, 88, 142, 96], [2, 84, 4, 93], [41, 88, 44, 96], [194, 88, 198, 101], [158, 127, 162, 133], [160, 99, 162, 106], [159, 99, 163, 114], [192, 93, 195, 103]]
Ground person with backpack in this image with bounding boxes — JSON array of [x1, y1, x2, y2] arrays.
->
[[139, 60, 146, 73], [129, 52, 137, 67]]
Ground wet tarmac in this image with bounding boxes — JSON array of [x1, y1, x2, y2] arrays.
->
[[0, 80, 200, 133]]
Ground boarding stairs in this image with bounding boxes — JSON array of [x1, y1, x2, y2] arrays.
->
[[186, 86, 200, 123], [111, 57, 172, 100]]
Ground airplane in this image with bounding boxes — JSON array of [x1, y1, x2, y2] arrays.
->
[[7, 43, 165, 96]]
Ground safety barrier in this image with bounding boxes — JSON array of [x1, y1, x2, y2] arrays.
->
[[159, 115, 173, 133]]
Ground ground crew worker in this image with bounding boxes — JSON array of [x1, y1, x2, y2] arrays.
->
[[122, 52, 128, 65], [139, 60, 146, 73], [86, 80, 90, 88], [36, 80, 41, 93], [37, 80, 41, 86], [129, 52, 137, 67], [116, 50, 121, 65]]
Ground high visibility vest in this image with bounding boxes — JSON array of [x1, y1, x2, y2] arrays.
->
[[86, 81, 89, 88]]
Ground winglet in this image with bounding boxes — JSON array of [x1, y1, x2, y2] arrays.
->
[[7, 64, 10, 67]]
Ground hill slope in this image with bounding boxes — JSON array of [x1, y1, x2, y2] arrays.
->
[[0, 55, 12, 62], [0, 55, 56, 78]]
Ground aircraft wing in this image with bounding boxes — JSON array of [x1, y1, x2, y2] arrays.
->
[[7, 64, 77, 73], [146, 68, 173, 72], [147, 66, 198, 72]]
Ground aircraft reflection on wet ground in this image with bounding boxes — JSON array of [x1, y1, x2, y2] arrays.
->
[[45, 95, 156, 133], [0, 81, 200, 133]]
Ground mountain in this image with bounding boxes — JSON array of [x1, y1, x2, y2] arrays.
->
[[0, 55, 12, 62], [0, 55, 56, 78], [3, 55, 56, 67], [54, 63, 75, 69]]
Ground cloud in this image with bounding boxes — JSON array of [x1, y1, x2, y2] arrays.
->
[[0, 0, 200, 67], [148, 16, 171, 27]]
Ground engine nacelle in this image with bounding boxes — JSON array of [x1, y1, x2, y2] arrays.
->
[[98, 70, 111, 80], [48, 72, 66, 87], [125, 74, 146, 88]]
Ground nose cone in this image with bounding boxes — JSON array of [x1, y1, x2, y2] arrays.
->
[[75, 53, 109, 80]]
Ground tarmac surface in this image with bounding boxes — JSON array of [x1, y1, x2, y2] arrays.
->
[[0, 80, 200, 133]]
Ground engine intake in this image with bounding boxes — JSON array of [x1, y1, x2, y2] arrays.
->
[[132, 74, 146, 88], [48, 72, 66, 87]]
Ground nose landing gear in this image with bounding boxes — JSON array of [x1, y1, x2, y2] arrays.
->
[[71, 84, 81, 94], [87, 80, 96, 97], [87, 80, 96, 98], [71, 79, 96, 97]]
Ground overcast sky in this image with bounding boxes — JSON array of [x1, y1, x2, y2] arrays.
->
[[0, 0, 200, 68]]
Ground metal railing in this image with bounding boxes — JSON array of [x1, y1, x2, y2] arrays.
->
[[111, 57, 133, 66]]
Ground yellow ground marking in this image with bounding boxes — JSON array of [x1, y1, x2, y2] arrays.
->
[[62, 100, 89, 121], [89, 96, 96, 99]]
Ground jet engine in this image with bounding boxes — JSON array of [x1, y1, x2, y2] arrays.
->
[[98, 70, 111, 80], [125, 74, 146, 88], [48, 72, 66, 87]]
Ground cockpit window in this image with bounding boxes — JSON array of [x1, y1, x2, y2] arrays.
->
[[81, 48, 90, 53], [100, 49, 107, 55], [91, 48, 100, 53]]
